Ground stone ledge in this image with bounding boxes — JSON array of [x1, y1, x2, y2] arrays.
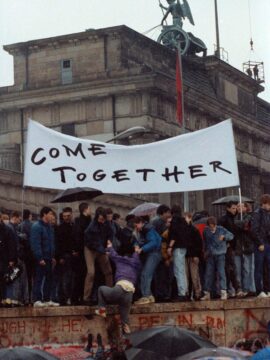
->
[[0, 298, 270, 347], [0, 297, 268, 318]]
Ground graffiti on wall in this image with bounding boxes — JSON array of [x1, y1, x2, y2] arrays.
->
[[0, 316, 106, 348], [0, 306, 270, 348]]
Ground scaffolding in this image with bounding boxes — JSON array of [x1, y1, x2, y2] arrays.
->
[[243, 60, 265, 84]]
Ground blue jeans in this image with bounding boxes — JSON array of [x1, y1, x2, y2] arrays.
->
[[140, 251, 162, 297], [204, 254, 226, 292], [32, 260, 53, 302], [254, 244, 270, 294], [173, 248, 187, 296], [235, 254, 256, 293]]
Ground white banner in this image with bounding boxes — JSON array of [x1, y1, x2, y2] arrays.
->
[[24, 119, 240, 193]]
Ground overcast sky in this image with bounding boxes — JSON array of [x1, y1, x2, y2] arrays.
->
[[0, 0, 269, 102]]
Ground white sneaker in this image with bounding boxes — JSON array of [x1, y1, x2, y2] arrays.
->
[[45, 300, 60, 307], [200, 291, 210, 301], [33, 301, 46, 307], [236, 290, 245, 298], [134, 297, 151, 305], [148, 295, 155, 304], [257, 292, 268, 298], [221, 290, 227, 300]]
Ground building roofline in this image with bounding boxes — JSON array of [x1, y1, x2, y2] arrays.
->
[[3, 25, 125, 52], [3, 25, 168, 54], [185, 55, 264, 92]]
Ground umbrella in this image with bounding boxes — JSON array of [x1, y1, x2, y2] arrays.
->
[[125, 347, 171, 360], [51, 187, 103, 203], [129, 202, 160, 216], [46, 346, 93, 360], [180, 346, 251, 359], [126, 326, 216, 359], [0, 347, 60, 360], [212, 195, 254, 206]]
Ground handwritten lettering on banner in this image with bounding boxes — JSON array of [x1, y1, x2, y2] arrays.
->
[[24, 119, 240, 193]]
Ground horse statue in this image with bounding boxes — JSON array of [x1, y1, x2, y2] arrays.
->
[[158, 0, 207, 56]]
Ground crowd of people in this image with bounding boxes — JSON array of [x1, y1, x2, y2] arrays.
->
[[0, 194, 270, 334]]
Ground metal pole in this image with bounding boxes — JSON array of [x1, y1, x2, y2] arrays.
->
[[21, 187, 25, 217], [20, 109, 25, 216], [214, 0, 221, 58], [177, 46, 189, 212], [238, 187, 243, 221]]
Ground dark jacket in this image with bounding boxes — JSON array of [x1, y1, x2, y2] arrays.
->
[[108, 221, 121, 251], [251, 208, 270, 246], [18, 219, 33, 260], [19, 220, 32, 240], [30, 220, 55, 262], [55, 222, 76, 259], [168, 215, 189, 249], [0, 222, 17, 272], [235, 213, 254, 255], [84, 220, 113, 254], [186, 224, 203, 258], [151, 216, 167, 236], [140, 223, 162, 254], [118, 225, 134, 248], [7, 222, 22, 259], [73, 214, 91, 253], [218, 211, 238, 249], [107, 247, 141, 286]]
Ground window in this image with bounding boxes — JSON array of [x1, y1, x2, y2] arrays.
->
[[62, 60, 71, 69], [61, 59, 73, 84], [61, 123, 75, 136]]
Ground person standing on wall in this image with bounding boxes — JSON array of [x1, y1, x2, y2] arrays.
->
[[134, 217, 162, 305], [30, 207, 59, 307], [73, 202, 92, 305], [218, 202, 245, 298], [251, 194, 270, 298], [167, 205, 189, 302], [83, 207, 113, 305]]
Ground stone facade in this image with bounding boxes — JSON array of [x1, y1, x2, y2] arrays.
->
[[0, 25, 269, 214]]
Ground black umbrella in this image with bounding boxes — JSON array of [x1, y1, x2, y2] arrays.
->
[[51, 187, 103, 203], [125, 348, 171, 360], [178, 346, 251, 359], [126, 326, 216, 359], [0, 347, 60, 360], [212, 195, 254, 205]]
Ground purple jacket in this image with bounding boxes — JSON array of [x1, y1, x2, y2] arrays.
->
[[107, 247, 141, 286]]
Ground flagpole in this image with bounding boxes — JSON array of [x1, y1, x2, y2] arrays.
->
[[214, 0, 221, 58], [177, 46, 189, 212]]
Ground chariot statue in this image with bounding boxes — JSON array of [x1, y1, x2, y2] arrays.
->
[[158, 0, 207, 56]]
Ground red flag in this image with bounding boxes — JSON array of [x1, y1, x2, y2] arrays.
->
[[176, 51, 183, 126]]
